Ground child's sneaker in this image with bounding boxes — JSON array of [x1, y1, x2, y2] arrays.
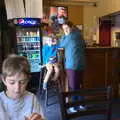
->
[[43, 82, 47, 90], [68, 107, 77, 113]]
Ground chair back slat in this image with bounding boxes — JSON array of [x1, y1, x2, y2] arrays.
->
[[59, 86, 112, 120]]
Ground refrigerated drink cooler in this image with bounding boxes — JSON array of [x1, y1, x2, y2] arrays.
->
[[12, 18, 42, 73]]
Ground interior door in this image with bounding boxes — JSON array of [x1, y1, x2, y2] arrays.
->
[[99, 20, 111, 46]]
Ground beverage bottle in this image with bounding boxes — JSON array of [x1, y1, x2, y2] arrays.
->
[[30, 32, 33, 42], [26, 32, 29, 42], [33, 32, 36, 42], [36, 30, 40, 41]]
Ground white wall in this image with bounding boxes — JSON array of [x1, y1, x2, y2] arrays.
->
[[5, 0, 43, 19]]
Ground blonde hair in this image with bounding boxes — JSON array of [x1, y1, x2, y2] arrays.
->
[[2, 54, 30, 79]]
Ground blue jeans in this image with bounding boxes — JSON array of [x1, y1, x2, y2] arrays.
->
[[70, 88, 84, 109], [72, 95, 84, 102], [69, 87, 84, 102]]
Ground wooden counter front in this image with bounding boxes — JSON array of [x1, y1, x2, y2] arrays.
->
[[84, 47, 120, 98]]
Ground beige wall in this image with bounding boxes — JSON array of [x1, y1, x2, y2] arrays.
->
[[84, 0, 120, 42], [68, 6, 83, 25], [45, 0, 120, 44]]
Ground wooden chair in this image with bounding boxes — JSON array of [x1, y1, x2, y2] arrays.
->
[[59, 86, 112, 120]]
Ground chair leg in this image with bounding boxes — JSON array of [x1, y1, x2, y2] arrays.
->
[[44, 78, 63, 107], [45, 88, 48, 107], [59, 70, 66, 92], [58, 79, 62, 92]]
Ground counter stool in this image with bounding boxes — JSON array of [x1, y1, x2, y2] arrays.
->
[[39, 48, 65, 107], [45, 77, 61, 107], [39, 66, 63, 108]]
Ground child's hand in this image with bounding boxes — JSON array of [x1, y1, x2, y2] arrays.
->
[[25, 113, 44, 120]]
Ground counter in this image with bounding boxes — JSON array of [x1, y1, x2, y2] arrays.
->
[[84, 47, 120, 98]]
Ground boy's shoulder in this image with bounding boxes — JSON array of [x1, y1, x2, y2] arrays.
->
[[24, 91, 36, 99], [0, 91, 5, 97], [0, 91, 37, 101], [0, 91, 7, 103]]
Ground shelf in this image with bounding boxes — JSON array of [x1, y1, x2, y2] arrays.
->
[[17, 36, 39, 38]]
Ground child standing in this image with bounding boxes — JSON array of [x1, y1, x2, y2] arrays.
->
[[0, 54, 44, 120], [42, 36, 60, 90]]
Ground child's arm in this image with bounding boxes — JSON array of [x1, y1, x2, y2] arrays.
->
[[24, 94, 45, 120]]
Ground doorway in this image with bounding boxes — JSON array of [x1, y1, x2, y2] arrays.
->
[[99, 20, 111, 46]]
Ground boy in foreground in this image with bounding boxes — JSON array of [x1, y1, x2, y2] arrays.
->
[[0, 54, 44, 120]]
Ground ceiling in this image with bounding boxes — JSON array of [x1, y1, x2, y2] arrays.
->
[[48, 0, 99, 6]]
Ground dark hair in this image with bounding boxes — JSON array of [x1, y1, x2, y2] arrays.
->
[[62, 21, 74, 28]]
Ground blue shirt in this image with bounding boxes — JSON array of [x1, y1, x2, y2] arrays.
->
[[42, 44, 58, 64], [59, 29, 86, 70]]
